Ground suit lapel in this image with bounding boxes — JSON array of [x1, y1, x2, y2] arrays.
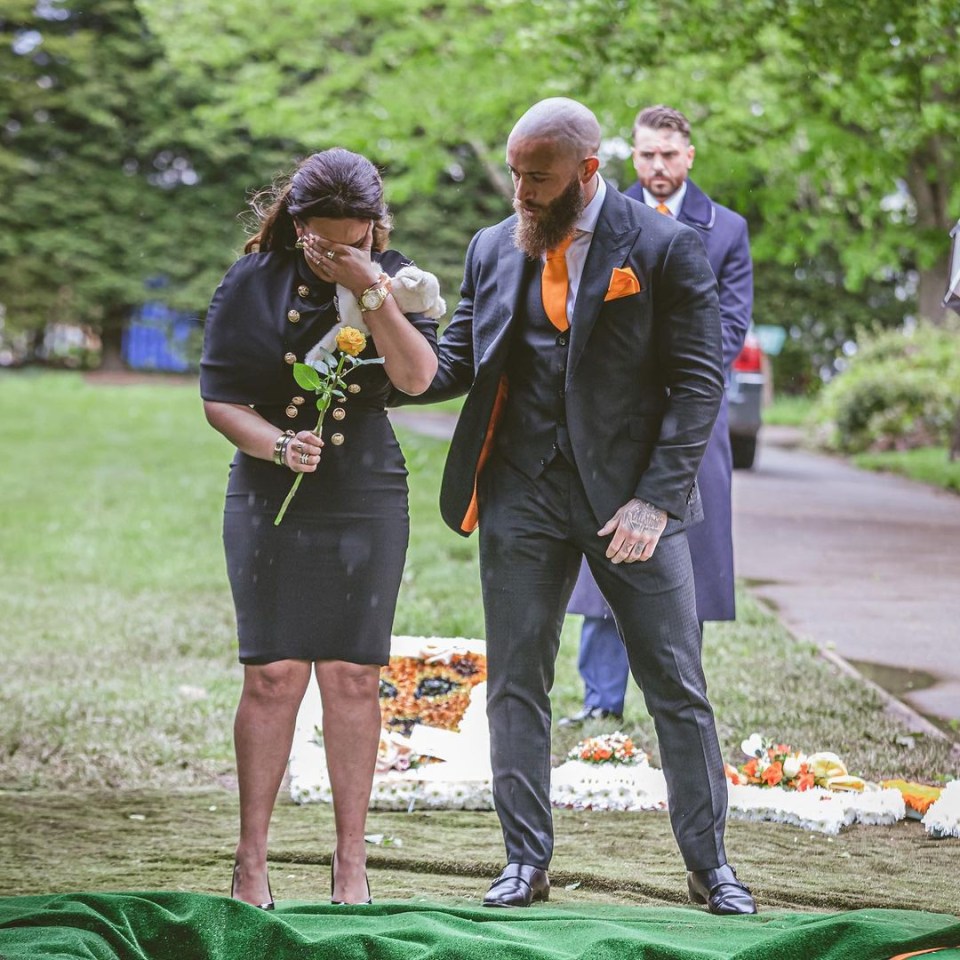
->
[[567, 191, 638, 384], [475, 229, 529, 369]]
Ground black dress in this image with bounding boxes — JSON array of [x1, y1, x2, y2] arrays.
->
[[200, 248, 439, 665]]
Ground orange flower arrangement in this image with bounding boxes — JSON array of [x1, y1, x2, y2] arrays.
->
[[570, 732, 643, 766], [726, 734, 865, 792]]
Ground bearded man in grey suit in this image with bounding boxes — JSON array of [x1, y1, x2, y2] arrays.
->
[[401, 97, 756, 915]]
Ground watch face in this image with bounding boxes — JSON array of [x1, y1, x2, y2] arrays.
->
[[361, 287, 386, 310]]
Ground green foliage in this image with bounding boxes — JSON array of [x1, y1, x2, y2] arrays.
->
[[813, 321, 960, 452], [853, 445, 960, 493], [753, 254, 909, 395], [0, 0, 297, 339], [135, 0, 960, 386], [763, 394, 814, 428], [4, 0, 959, 384]]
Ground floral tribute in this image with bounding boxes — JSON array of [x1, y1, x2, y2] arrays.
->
[[569, 731, 645, 766], [922, 779, 960, 839], [881, 779, 944, 817], [725, 733, 867, 792], [379, 645, 487, 735]]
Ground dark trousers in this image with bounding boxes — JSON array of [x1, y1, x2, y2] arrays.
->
[[478, 454, 728, 872]]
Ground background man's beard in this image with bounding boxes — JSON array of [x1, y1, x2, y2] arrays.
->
[[512, 176, 585, 258]]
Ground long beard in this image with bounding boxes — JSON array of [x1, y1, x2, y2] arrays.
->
[[511, 176, 585, 258]]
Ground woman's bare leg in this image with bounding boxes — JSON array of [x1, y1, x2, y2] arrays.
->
[[232, 658, 312, 906], [315, 659, 382, 904]]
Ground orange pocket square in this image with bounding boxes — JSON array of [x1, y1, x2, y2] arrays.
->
[[604, 266, 642, 301]]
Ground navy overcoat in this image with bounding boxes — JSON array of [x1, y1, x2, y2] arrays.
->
[[568, 179, 752, 622]]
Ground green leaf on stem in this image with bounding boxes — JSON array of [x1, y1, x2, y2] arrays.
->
[[293, 363, 322, 391]]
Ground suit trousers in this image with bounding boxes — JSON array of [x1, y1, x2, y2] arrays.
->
[[478, 453, 728, 872]]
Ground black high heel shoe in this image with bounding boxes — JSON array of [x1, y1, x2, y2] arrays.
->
[[330, 850, 372, 905], [231, 860, 275, 910]]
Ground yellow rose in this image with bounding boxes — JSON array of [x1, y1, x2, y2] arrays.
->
[[336, 326, 367, 357]]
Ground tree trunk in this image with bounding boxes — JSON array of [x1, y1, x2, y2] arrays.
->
[[468, 138, 514, 202], [950, 408, 960, 462], [907, 138, 951, 324], [98, 305, 129, 371], [917, 252, 951, 325]]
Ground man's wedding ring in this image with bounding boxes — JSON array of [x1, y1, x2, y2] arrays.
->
[[324, 249, 336, 260], [296, 442, 304, 453], [299, 452, 309, 465]]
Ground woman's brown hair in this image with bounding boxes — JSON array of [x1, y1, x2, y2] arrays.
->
[[244, 148, 392, 254]]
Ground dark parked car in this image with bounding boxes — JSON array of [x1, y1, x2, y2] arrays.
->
[[727, 329, 764, 469]]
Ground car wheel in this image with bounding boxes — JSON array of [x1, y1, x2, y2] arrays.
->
[[731, 434, 757, 470]]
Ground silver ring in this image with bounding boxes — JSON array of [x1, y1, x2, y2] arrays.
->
[[299, 453, 309, 465], [324, 249, 336, 260]]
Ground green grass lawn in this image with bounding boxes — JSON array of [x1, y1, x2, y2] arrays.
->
[[852, 446, 960, 494], [764, 394, 815, 427], [1, 370, 958, 913]]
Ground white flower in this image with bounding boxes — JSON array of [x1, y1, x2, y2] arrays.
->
[[741, 733, 766, 758], [783, 754, 806, 779], [923, 780, 960, 839]]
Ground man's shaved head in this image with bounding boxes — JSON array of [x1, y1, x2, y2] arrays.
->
[[508, 97, 601, 160]]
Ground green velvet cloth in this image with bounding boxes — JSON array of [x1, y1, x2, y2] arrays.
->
[[1, 895, 958, 960]]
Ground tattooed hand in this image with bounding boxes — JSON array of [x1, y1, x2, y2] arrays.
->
[[598, 498, 668, 564]]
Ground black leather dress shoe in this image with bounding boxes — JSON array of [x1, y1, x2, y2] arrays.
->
[[558, 706, 624, 728], [687, 864, 757, 915], [482, 864, 550, 907]]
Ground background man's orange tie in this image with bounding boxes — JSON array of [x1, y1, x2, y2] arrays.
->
[[656, 202, 672, 216], [542, 234, 575, 332]]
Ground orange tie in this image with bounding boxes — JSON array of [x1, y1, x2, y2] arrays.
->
[[656, 202, 672, 216], [542, 234, 575, 332]]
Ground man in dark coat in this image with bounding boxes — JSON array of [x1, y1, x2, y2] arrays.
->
[[403, 98, 755, 915], [562, 104, 753, 726]]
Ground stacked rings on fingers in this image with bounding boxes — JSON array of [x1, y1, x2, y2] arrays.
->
[[299, 452, 310, 465]]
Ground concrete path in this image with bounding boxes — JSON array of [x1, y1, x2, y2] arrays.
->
[[732, 426, 960, 730], [390, 410, 960, 733]]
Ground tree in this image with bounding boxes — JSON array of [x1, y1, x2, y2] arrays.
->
[[0, 0, 296, 363], [136, 0, 558, 203]]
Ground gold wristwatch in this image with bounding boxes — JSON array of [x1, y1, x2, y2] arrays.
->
[[358, 273, 391, 312]]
